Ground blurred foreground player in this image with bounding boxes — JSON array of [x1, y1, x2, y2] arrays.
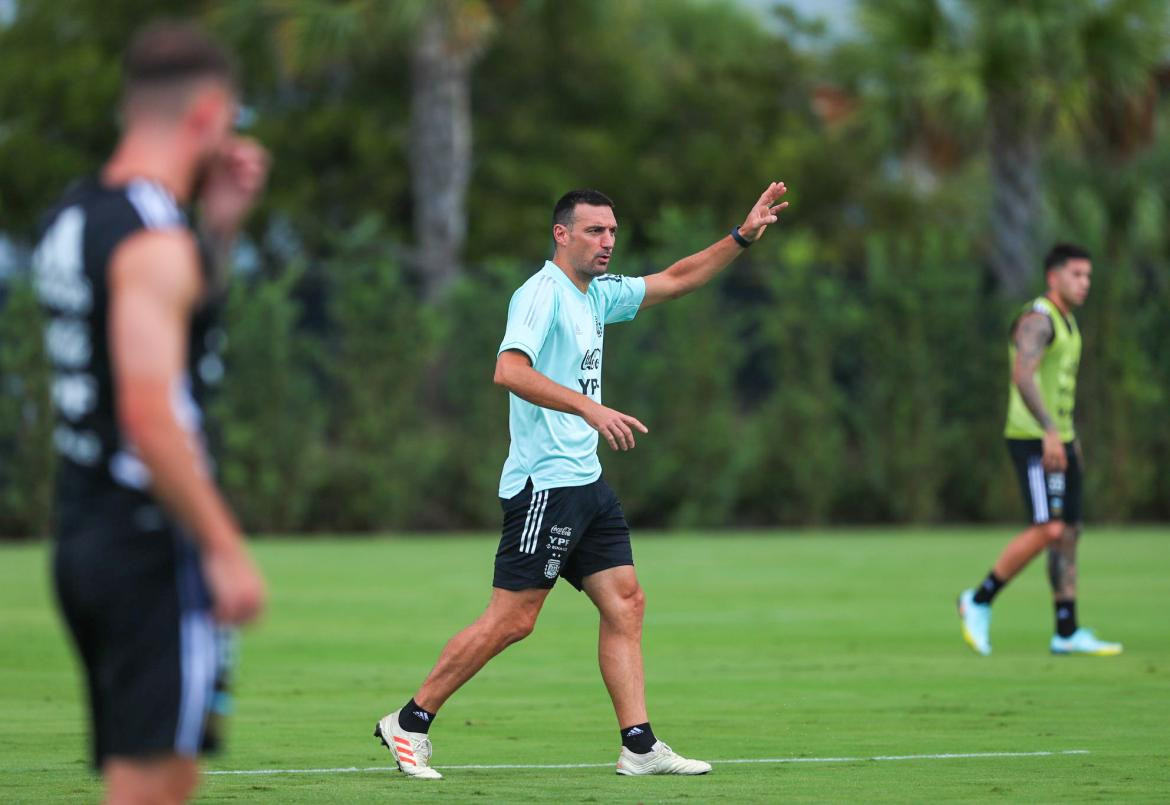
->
[[958, 244, 1120, 657], [375, 183, 788, 779], [33, 22, 267, 803]]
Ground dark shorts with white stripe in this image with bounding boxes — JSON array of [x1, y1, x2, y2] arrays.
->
[[1006, 438, 1082, 525], [53, 467, 227, 768], [494, 476, 633, 591]]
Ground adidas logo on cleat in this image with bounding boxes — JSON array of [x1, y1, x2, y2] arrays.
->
[[393, 736, 417, 765]]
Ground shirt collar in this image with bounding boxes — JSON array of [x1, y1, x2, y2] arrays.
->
[[543, 260, 589, 299]]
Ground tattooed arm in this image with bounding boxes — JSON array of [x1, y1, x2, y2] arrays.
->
[[1012, 312, 1068, 472]]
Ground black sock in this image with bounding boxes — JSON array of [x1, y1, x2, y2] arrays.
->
[[1055, 599, 1078, 638], [972, 570, 1005, 605], [398, 698, 436, 734], [620, 722, 657, 754]]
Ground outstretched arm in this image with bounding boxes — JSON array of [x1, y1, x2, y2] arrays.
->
[[640, 181, 788, 310], [1012, 311, 1066, 472], [494, 350, 648, 451]]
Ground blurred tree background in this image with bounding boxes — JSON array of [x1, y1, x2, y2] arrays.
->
[[1, 0, 1167, 537]]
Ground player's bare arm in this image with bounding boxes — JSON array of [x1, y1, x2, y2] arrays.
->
[[110, 231, 264, 625], [494, 350, 647, 451], [640, 181, 788, 310], [1012, 312, 1066, 472]]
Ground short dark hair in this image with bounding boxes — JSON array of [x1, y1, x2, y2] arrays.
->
[[122, 21, 237, 100], [1044, 243, 1091, 272], [552, 189, 615, 228]]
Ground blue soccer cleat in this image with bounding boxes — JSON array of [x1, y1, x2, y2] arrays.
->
[[1050, 628, 1122, 656], [957, 589, 992, 656]]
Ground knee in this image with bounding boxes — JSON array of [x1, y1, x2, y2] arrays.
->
[[629, 585, 646, 620], [507, 611, 539, 644], [105, 759, 196, 805], [174, 764, 199, 803], [1039, 521, 1065, 544], [612, 583, 646, 625], [494, 606, 540, 646]]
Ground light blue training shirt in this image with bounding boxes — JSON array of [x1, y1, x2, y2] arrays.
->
[[497, 260, 646, 498]]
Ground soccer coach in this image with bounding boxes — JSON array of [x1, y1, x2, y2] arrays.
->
[[377, 182, 788, 779]]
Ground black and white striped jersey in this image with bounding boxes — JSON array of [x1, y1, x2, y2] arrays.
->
[[33, 178, 225, 499]]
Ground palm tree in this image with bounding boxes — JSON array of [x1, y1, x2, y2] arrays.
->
[[408, 0, 494, 299], [213, 0, 496, 299], [844, 0, 1167, 295]]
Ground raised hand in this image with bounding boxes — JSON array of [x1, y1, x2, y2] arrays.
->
[[199, 136, 270, 236], [737, 181, 789, 242]]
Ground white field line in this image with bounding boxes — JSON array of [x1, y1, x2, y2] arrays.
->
[[205, 749, 1089, 776]]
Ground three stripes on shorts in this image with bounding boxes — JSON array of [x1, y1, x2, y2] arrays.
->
[[520, 490, 549, 554], [1027, 456, 1049, 522]]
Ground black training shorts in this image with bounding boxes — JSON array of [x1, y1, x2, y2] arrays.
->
[[1006, 438, 1082, 525], [494, 476, 633, 591], [53, 468, 229, 768]]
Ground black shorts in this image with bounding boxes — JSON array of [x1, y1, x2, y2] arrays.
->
[[1006, 439, 1082, 525], [53, 468, 228, 768], [494, 477, 633, 591]]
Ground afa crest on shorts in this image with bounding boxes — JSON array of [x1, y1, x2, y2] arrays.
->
[[543, 558, 561, 579]]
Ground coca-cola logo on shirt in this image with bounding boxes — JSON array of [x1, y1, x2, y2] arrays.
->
[[580, 348, 601, 371]]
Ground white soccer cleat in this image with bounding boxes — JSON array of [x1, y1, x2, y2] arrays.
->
[[957, 588, 992, 656], [1050, 628, 1123, 656], [374, 710, 442, 779], [616, 741, 712, 776]]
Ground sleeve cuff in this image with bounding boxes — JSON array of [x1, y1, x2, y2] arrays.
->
[[498, 340, 538, 365]]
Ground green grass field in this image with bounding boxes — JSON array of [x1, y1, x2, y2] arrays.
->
[[2, 528, 1168, 802]]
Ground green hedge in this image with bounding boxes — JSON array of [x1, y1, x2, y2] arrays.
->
[[2, 209, 1167, 537]]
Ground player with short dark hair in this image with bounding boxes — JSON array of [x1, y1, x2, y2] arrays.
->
[[33, 21, 268, 804], [957, 244, 1121, 657], [374, 181, 788, 779]]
